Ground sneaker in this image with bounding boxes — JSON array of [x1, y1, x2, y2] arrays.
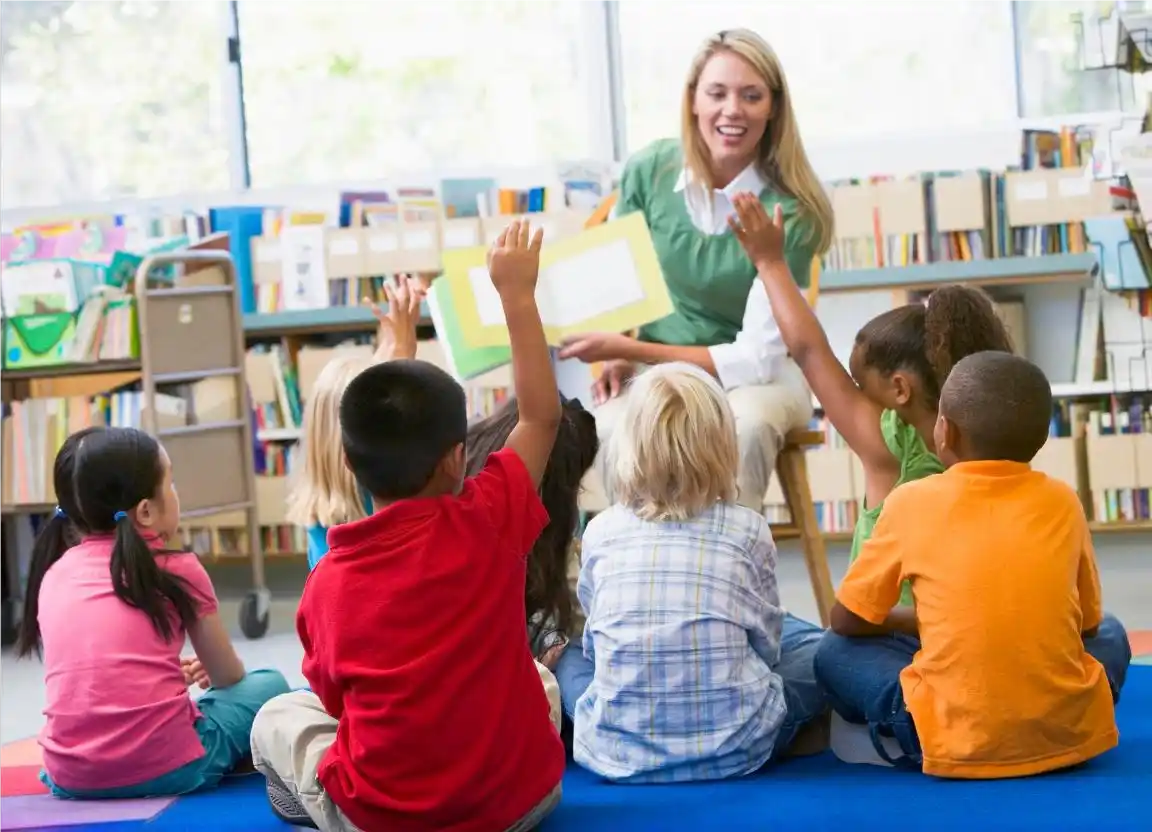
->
[[265, 774, 318, 828]]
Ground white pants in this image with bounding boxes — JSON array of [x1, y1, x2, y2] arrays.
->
[[589, 359, 814, 511], [250, 664, 563, 832]]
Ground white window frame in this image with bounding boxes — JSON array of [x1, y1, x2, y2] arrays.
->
[[2, 0, 1148, 228]]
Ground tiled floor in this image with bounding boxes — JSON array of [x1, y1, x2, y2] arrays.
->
[[2, 540, 1149, 744]]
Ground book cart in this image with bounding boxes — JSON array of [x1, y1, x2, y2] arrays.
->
[[0, 239, 272, 641]]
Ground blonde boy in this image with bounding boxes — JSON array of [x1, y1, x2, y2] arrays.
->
[[554, 363, 827, 783]]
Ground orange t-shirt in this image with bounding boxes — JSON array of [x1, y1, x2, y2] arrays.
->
[[837, 460, 1118, 779]]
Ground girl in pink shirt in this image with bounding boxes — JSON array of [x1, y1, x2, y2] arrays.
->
[[16, 426, 289, 799]]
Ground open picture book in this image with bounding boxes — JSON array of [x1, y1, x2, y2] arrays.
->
[[426, 211, 672, 380]]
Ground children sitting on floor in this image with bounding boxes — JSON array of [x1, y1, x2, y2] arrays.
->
[[815, 351, 1132, 778], [286, 275, 424, 570], [465, 395, 599, 671], [556, 362, 827, 783], [17, 426, 289, 799], [250, 219, 566, 832], [729, 194, 1014, 605]]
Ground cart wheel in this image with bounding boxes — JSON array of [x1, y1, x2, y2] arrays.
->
[[240, 588, 271, 639]]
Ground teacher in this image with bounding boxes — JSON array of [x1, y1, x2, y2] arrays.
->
[[560, 28, 834, 511]]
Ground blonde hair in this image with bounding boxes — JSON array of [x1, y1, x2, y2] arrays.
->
[[607, 363, 738, 522], [285, 355, 373, 528], [681, 28, 834, 254]]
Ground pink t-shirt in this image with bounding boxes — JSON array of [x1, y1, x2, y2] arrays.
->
[[37, 534, 219, 790]]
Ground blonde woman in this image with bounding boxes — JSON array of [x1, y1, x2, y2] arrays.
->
[[559, 28, 832, 512], [555, 363, 827, 783], [286, 277, 424, 569]]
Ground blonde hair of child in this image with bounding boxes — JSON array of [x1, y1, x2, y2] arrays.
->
[[286, 354, 373, 529], [680, 28, 834, 254], [607, 363, 739, 521]]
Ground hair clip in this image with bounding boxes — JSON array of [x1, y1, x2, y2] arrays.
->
[[53, 506, 66, 519], [113, 510, 128, 523]]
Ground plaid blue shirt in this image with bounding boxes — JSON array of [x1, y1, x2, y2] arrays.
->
[[572, 502, 787, 783]]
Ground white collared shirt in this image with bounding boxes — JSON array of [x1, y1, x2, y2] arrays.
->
[[615, 162, 789, 390]]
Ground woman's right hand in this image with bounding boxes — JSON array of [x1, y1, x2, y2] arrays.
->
[[592, 359, 635, 406]]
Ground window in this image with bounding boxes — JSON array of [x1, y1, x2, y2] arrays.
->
[[616, 0, 1018, 157], [238, 1, 599, 187], [0, 1, 232, 209], [1015, 0, 1151, 117]]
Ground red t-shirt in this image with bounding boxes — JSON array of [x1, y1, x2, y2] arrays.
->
[[298, 448, 564, 832]]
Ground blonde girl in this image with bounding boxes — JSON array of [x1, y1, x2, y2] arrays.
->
[[559, 27, 833, 516], [286, 277, 424, 569], [555, 363, 827, 783]]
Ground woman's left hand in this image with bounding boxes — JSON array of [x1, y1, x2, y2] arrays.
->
[[559, 332, 634, 363]]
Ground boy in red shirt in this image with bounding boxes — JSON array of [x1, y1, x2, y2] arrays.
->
[[251, 219, 565, 831]]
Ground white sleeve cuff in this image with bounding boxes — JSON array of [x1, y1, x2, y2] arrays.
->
[[709, 342, 781, 391]]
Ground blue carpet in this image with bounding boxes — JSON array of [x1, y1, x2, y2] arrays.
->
[[29, 667, 1152, 831]]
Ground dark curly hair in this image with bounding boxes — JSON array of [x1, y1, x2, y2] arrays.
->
[[854, 284, 1014, 407], [465, 396, 599, 652]]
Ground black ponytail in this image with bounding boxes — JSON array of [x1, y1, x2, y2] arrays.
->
[[16, 427, 98, 658], [108, 511, 197, 643], [71, 427, 197, 642]]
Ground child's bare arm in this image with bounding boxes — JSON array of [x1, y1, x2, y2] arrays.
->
[[729, 195, 898, 493], [370, 276, 424, 362], [488, 220, 561, 487], [187, 612, 246, 689], [830, 602, 918, 637]]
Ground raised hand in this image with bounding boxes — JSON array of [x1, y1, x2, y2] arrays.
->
[[487, 219, 544, 300], [370, 275, 424, 361], [728, 193, 786, 270]]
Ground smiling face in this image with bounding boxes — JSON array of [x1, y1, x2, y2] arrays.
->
[[692, 49, 773, 183]]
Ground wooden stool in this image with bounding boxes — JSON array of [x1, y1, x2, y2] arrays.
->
[[771, 429, 836, 627]]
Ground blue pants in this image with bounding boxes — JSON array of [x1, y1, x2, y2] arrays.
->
[[813, 613, 1132, 767], [556, 614, 827, 757], [43, 669, 290, 799]]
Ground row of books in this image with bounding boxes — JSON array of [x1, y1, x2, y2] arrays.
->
[[246, 339, 512, 440], [1086, 395, 1152, 524]]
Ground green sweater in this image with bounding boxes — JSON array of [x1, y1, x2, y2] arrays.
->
[[849, 409, 945, 607], [617, 138, 817, 347]]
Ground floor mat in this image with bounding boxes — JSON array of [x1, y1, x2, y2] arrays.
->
[[4, 665, 1150, 831]]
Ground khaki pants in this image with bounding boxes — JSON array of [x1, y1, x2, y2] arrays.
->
[[590, 359, 814, 511], [250, 663, 563, 832]]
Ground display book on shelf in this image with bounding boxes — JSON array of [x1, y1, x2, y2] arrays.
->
[[0, 233, 276, 640]]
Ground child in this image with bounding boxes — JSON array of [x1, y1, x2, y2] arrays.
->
[[251, 219, 565, 832], [465, 395, 599, 669], [287, 276, 424, 569], [814, 351, 1131, 777], [730, 194, 1014, 607], [17, 426, 289, 799], [556, 362, 827, 783]]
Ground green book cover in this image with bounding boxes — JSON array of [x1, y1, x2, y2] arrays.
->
[[426, 279, 510, 381]]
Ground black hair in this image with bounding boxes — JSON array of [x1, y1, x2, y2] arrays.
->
[[939, 351, 1052, 463], [16, 426, 197, 657], [854, 284, 1014, 408], [340, 359, 467, 500], [466, 396, 599, 651]]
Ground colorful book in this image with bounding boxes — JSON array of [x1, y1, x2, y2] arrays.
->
[[438, 211, 672, 349], [425, 278, 510, 381]]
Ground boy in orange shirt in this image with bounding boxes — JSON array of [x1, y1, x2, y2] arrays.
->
[[815, 351, 1131, 779]]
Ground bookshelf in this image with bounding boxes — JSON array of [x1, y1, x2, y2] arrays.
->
[[819, 253, 1099, 293]]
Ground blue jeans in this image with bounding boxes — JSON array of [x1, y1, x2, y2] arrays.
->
[[555, 614, 827, 757], [813, 613, 1132, 768], [43, 668, 290, 799]]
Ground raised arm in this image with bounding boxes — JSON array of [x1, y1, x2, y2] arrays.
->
[[488, 219, 562, 487], [729, 194, 895, 476]]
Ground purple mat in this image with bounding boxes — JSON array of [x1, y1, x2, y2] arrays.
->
[[0, 793, 174, 829]]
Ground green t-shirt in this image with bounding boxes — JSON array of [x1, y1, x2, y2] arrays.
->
[[849, 409, 945, 607], [616, 138, 817, 348]]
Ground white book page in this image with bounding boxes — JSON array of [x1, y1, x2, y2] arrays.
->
[[539, 238, 643, 328]]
